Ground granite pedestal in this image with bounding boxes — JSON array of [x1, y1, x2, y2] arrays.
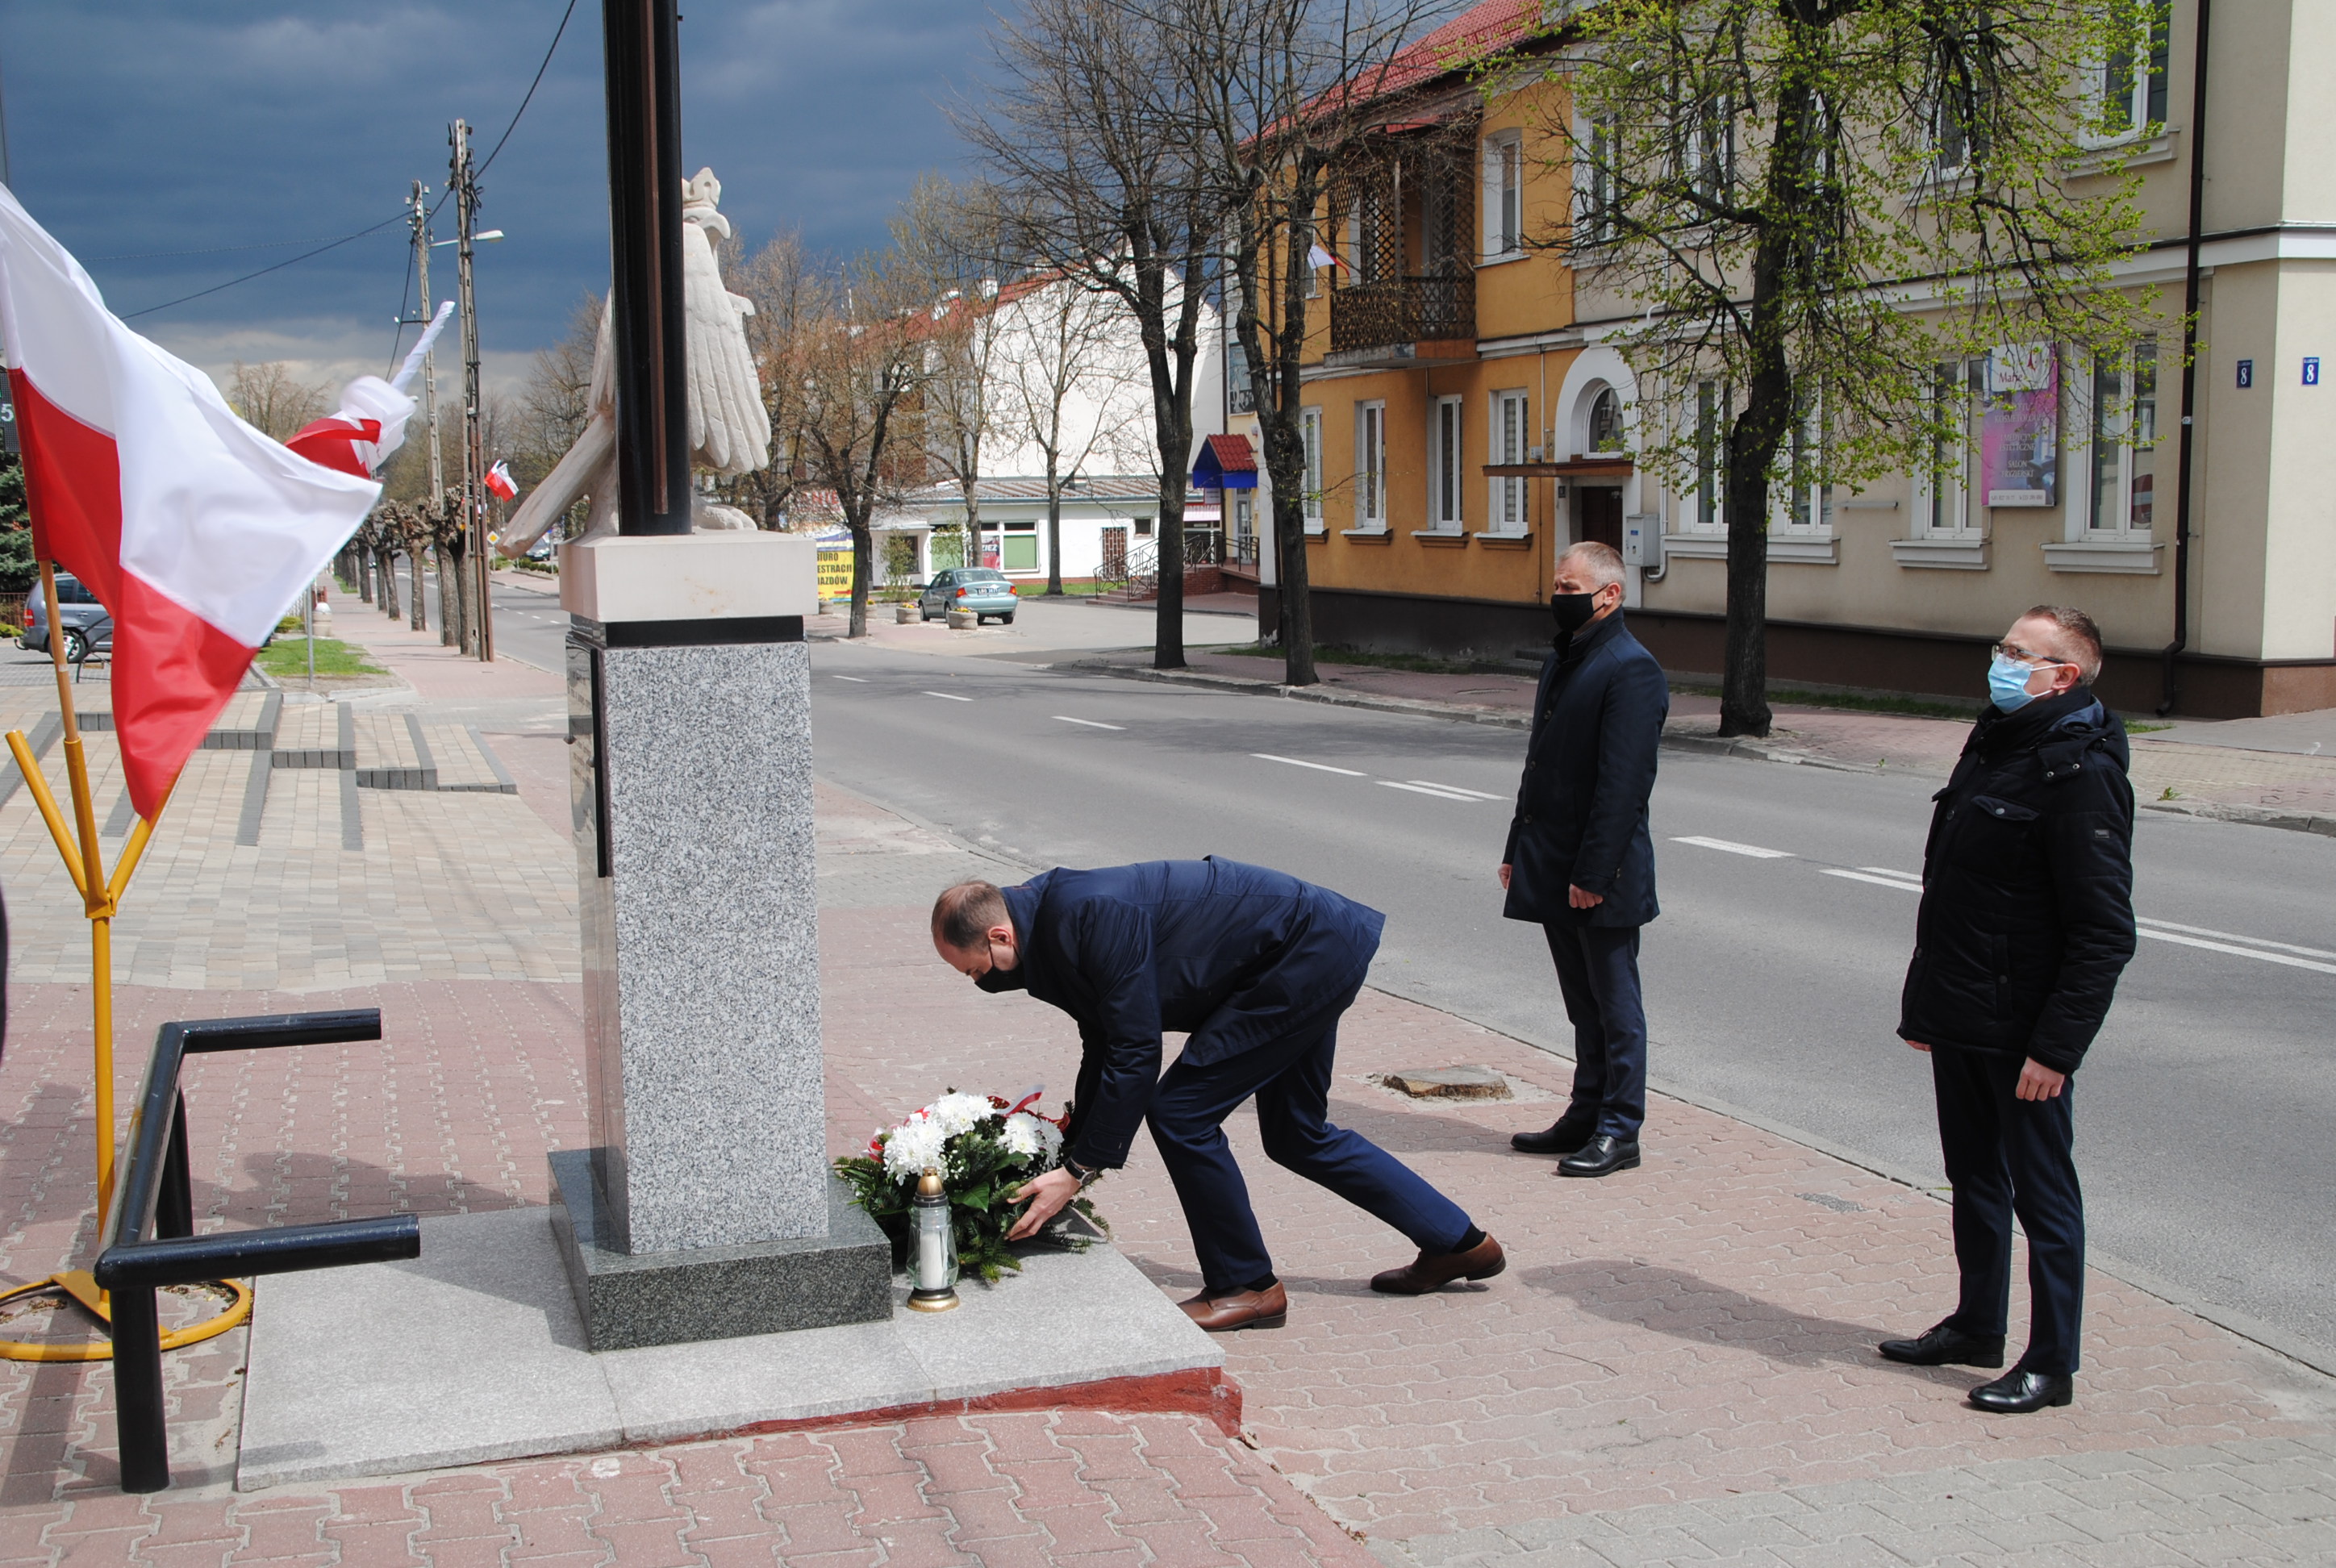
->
[[557, 532, 887, 1347]]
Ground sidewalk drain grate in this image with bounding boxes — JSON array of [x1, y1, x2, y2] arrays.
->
[[1798, 1192, 1867, 1213]]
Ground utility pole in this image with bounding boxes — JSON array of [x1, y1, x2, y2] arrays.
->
[[451, 119, 494, 661], [406, 181, 443, 634]]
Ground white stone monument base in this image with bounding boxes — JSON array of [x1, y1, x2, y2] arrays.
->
[[236, 1207, 1229, 1492]]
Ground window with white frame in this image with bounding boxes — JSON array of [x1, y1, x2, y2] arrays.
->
[[1483, 131, 1524, 260], [2097, 2, 2170, 141], [1692, 380, 1725, 530], [1301, 406, 1324, 530], [1355, 401, 1387, 528], [1913, 359, 1985, 535], [2084, 340, 2158, 535], [1429, 395, 1463, 529], [1574, 118, 1616, 247], [1583, 386, 1626, 456], [1774, 399, 1831, 534], [1489, 389, 1530, 533]]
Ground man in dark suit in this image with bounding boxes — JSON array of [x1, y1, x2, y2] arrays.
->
[[1502, 540, 1668, 1178], [1883, 605, 2136, 1414], [932, 859, 1504, 1331]]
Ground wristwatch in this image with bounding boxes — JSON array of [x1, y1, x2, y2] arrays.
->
[[1061, 1156, 1096, 1187]]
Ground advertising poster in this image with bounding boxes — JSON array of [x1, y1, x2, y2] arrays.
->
[[1983, 344, 2059, 507]]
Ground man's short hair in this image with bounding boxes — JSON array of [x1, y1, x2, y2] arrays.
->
[[932, 880, 1008, 950], [2020, 604, 2104, 682], [1559, 540, 1626, 590]]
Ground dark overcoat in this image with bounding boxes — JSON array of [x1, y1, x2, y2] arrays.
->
[[1897, 688, 2136, 1074], [1502, 610, 1668, 928], [986, 859, 1384, 1170]]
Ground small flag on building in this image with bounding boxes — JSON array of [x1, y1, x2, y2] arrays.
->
[[484, 460, 519, 502], [1307, 242, 1346, 272]]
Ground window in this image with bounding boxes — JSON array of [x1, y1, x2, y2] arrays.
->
[[1584, 387, 1625, 455], [1575, 118, 1616, 246], [1489, 389, 1530, 533], [1355, 402, 1387, 528], [1483, 131, 1524, 259], [1134, 516, 1153, 537], [1002, 520, 1039, 572], [1681, 98, 1734, 204], [1429, 395, 1463, 529], [2100, 2, 2171, 140], [1693, 380, 1725, 530], [1775, 400, 1830, 534], [1932, 76, 1987, 177], [1915, 360, 1985, 534], [1226, 332, 1255, 416], [2087, 341, 2158, 534], [1301, 406, 1324, 529]]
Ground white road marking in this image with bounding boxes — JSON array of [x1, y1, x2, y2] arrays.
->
[[1672, 836, 1794, 859], [2138, 928, 2336, 975], [923, 691, 973, 702], [2138, 916, 2336, 962], [832, 675, 870, 682], [1858, 866, 1922, 880], [1408, 781, 1506, 800], [1821, 869, 1923, 891], [1252, 753, 1364, 776], [1381, 781, 1479, 802], [1055, 715, 1124, 730]]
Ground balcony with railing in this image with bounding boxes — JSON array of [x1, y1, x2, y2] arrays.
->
[[1328, 268, 1476, 364]]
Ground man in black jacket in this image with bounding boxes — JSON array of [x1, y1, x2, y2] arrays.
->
[[1882, 604, 2137, 1414], [932, 859, 1504, 1332], [1501, 540, 1668, 1177]]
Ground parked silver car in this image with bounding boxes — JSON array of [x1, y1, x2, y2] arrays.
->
[[918, 568, 1019, 625], [20, 572, 112, 664]]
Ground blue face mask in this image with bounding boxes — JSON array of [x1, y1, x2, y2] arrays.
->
[[1988, 653, 2043, 712]]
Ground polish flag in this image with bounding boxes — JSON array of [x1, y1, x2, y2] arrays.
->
[[0, 186, 379, 819], [484, 460, 519, 502]]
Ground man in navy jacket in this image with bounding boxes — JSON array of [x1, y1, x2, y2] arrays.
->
[[1502, 540, 1668, 1177], [932, 858, 1504, 1331]]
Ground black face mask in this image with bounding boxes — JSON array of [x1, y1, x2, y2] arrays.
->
[[974, 964, 1026, 994], [1550, 592, 1600, 637]]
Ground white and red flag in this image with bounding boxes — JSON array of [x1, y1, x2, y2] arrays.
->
[[0, 185, 380, 819], [484, 459, 519, 502]]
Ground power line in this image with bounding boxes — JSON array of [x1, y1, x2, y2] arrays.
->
[[120, 211, 407, 320], [477, 0, 580, 179], [90, 234, 381, 263]]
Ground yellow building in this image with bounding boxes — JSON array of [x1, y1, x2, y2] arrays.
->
[[1242, 0, 2336, 717]]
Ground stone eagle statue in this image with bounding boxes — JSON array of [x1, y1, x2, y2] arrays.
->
[[499, 168, 772, 553]]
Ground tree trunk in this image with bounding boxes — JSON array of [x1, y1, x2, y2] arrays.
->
[[1154, 475, 1185, 669], [357, 544, 375, 603], [1045, 455, 1064, 596], [445, 539, 472, 654], [380, 548, 400, 622], [409, 546, 427, 632], [847, 517, 871, 639], [436, 544, 458, 645]]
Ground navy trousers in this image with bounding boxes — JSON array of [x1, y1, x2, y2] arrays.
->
[[1541, 924, 1648, 1139], [1932, 1046, 2085, 1376], [1149, 986, 1476, 1294]]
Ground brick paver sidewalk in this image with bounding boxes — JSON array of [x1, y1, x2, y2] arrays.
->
[[0, 639, 2328, 1563]]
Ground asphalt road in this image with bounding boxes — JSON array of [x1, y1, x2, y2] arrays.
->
[[803, 635, 2336, 1370]]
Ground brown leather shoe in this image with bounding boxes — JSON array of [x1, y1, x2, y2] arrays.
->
[[1370, 1234, 1506, 1295], [1177, 1281, 1288, 1332]]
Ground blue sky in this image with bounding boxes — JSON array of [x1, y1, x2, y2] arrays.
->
[[1, 1, 997, 391]]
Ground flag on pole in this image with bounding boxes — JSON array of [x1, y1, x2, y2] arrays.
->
[[484, 460, 519, 502], [0, 185, 380, 819], [1307, 242, 1346, 272]]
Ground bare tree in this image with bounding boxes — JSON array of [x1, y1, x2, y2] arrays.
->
[[993, 272, 1152, 595], [224, 361, 329, 442], [965, 0, 1227, 669], [1186, 0, 1458, 685], [732, 231, 818, 527], [897, 177, 1008, 573], [511, 295, 603, 544], [794, 254, 936, 638]]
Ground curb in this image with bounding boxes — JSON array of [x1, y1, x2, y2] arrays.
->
[[1075, 661, 2336, 832]]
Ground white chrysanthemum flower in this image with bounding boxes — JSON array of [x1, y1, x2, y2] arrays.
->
[[882, 1117, 948, 1180], [1001, 1111, 1047, 1159], [928, 1092, 997, 1139]]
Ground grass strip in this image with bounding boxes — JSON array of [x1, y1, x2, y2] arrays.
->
[[255, 636, 389, 679]]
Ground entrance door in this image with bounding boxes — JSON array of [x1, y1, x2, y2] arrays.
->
[[1100, 527, 1128, 581], [1576, 486, 1624, 553]]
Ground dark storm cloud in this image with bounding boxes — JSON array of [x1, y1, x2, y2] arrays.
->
[[0, 1, 995, 379]]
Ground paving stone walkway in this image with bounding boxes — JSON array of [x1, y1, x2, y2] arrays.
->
[[0, 595, 2327, 1564]]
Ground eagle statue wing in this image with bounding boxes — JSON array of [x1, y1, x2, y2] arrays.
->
[[681, 181, 770, 480]]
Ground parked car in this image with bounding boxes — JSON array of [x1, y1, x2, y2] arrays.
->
[[918, 568, 1019, 625], [20, 572, 113, 664]]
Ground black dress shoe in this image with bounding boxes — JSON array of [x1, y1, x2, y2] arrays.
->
[[1968, 1368, 2074, 1413], [1512, 1117, 1596, 1155], [1557, 1134, 1640, 1177], [1878, 1321, 2007, 1369]]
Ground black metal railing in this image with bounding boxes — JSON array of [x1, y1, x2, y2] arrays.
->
[[94, 1010, 421, 1493], [1329, 269, 1477, 354]]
